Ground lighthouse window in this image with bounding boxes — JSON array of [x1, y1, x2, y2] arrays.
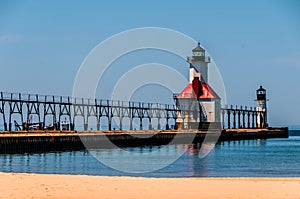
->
[[193, 52, 204, 56]]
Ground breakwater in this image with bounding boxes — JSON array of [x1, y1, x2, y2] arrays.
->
[[0, 127, 288, 153]]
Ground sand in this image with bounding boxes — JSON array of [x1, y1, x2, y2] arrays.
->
[[0, 172, 300, 199]]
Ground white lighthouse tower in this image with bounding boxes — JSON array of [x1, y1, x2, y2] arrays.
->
[[187, 42, 211, 84], [256, 85, 268, 128]]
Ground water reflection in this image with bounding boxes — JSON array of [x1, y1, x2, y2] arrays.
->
[[220, 139, 267, 147], [185, 144, 209, 176]]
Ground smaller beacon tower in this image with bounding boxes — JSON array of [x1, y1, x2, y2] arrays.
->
[[256, 86, 268, 128]]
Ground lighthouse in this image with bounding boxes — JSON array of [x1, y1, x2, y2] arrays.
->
[[256, 85, 268, 128], [175, 43, 220, 130]]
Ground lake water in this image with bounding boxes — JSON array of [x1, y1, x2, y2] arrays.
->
[[0, 135, 300, 177]]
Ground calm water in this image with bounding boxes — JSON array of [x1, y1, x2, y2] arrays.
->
[[1, 136, 300, 177]]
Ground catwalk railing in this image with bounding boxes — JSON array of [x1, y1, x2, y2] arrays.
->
[[0, 92, 266, 131], [221, 105, 267, 129]]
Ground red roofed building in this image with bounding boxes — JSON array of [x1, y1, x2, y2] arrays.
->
[[174, 43, 221, 130], [176, 83, 219, 99]]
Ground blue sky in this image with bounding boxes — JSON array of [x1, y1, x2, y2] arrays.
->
[[0, 0, 299, 126]]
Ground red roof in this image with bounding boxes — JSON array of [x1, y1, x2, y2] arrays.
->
[[176, 83, 220, 99]]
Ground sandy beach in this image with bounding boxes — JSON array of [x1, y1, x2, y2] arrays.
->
[[0, 172, 300, 199]]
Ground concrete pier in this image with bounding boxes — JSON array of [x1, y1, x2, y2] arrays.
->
[[0, 127, 288, 153]]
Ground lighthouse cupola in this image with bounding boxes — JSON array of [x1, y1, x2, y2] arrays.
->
[[192, 42, 206, 61]]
